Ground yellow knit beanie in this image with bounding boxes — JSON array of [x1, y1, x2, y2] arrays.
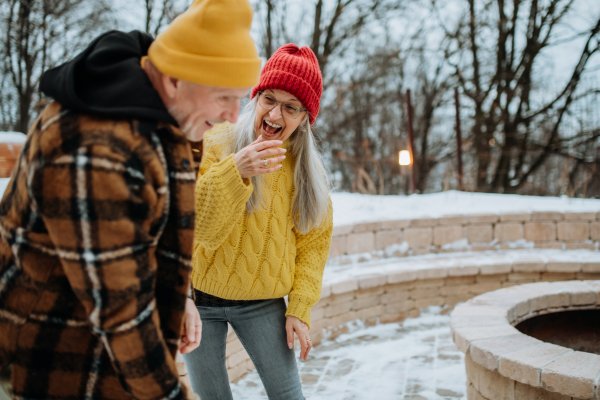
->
[[147, 0, 262, 88]]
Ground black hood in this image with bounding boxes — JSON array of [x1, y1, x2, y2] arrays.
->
[[40, 30, 177, 126]]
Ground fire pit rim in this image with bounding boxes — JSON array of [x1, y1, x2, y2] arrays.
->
[[451, 280, 600, 400]]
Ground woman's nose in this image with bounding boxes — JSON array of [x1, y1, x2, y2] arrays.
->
[[269, 103, 283, 120]]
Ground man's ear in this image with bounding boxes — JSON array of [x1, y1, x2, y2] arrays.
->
[[162, 75, 180, 99]]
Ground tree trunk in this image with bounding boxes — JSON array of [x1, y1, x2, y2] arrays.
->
[[265, 0, 274, 58]]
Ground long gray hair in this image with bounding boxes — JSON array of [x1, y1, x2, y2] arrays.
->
[[223, 97, 330, 234]]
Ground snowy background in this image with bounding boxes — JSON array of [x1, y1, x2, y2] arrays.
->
[[232, 308, 466, 400], [331, 191, 600, 226]]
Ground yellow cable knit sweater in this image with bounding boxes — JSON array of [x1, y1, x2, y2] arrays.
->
[[191, 123, 333, 328]]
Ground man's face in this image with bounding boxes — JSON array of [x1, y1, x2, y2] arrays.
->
[[167, 82, 249, 141]]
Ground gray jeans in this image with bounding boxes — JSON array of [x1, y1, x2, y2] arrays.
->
[[183, 298, 304, 400], [0, 365, 11, 400]]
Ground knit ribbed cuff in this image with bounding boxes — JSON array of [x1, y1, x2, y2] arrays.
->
[[285, 295, 312, 329], [210, 154, 253, 204]]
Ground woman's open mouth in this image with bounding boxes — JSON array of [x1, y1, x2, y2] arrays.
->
[[262, 120, 283, 137]]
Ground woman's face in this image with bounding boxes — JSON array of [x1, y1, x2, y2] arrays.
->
[[254, 89, 307, 142]]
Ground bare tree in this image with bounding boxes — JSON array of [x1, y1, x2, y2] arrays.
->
[[263, 0, 275, 57], [309, 0, 404, 79], [321, 43, 406, 194], [252, 0, 421, 194], [409, 38, 455, 193], [249, 0, 600, 197], [320, 41, 453, 195], [252, 0, 293, 60], [0, 67, 16, 131], [252, 0, 403, 80], [1, 0, 113, 133], [142, 0, 188, 37], [446, 0, 600, 193]]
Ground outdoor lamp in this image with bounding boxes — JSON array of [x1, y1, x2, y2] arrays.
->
[[399, 150, 411, 166]]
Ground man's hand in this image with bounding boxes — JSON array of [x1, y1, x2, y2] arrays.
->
[[286, 315, 312, 361], [179, 298, 201, 354]]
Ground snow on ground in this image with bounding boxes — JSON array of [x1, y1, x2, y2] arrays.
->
[[0, 132, 26, 143], [2, 172, 599, 226], [331, 191, 600, 226], [231, 307, 466, 400], [0, 179, 8, 197]]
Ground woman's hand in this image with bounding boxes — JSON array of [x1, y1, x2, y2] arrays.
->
[[233, 135, 286, 179], [286, 315, 312, 361]]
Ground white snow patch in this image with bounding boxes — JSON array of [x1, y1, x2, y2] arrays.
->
[[331, 191, 600, 226], [384, 241, 410, 257], [503, 239, 535, 249], [0, 179, 9, 196], [0, 132, 26, 144], [441, 238, 470, 251]]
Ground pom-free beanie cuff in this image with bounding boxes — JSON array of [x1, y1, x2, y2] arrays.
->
[[251, 44, 323, 125], [255, 70, 320, 124], [149, 41, 262, 88]]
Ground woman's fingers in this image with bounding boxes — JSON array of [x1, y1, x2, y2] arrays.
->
[[234, 139, 286, 179], [195, 317, 202, 347], [260, 156, 286, 168], [299, 335, 308, 360], [251, 139, 282, 152], [297, 329, 312, 361], [293, 322, 311, 360], [286, 316, 312, 360], [242, 154, 286, 177], [254, 164, 282, 176], [286, 319, 295, 350], [257, 147, 287, 158]]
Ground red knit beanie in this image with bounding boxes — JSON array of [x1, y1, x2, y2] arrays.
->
[[251, 44, 323, 125]]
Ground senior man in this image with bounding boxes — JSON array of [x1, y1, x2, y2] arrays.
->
[[0, 0, 261, 399]]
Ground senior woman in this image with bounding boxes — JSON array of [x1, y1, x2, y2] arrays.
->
[[183, 44, 333, 399]]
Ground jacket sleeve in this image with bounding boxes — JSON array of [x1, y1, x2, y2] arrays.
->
[[193, 134, 253, 250], [32, 146, 188, 400], [285, 200, 334, 329]]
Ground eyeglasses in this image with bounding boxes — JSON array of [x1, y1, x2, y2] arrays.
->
[[258, 92, 308, 119]]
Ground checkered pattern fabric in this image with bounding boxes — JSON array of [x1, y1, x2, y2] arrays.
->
[[0, 102, 196, 399]]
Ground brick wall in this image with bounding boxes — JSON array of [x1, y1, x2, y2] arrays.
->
[[176, 213, 600, 387], [330, 212, 600, 260], [214, 257, 600, 383]]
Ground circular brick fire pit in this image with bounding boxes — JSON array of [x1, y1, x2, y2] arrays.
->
[[451, 280, 600, 400]]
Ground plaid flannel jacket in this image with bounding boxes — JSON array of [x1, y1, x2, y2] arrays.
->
[[0, 102, 196, 399]]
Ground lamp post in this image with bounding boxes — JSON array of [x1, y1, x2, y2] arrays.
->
[[405, 90, 417, 194], [454, 88, 464, 191]]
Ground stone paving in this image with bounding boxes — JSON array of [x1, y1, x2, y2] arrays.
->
[[231, 308, 467, 400]]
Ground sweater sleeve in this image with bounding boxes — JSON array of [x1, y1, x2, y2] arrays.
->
[[285, 200, 334, 329], [194, 131, 253, 250]]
